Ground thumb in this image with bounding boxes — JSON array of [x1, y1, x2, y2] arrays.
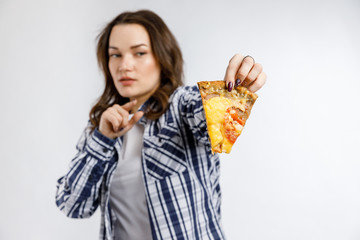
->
[[116, 111, 144, 137], [131, 110, 145, 123]]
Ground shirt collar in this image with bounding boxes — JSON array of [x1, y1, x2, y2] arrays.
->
[[137, 96, 156, 126]]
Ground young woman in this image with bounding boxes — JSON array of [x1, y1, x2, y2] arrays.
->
[[56, 10, 266, 240]]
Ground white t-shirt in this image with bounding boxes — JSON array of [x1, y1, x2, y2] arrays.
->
[[109, 119, 152, 240]]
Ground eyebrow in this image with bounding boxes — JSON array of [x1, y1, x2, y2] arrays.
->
[[108, 43, 149, 50]]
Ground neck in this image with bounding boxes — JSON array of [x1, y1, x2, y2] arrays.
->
[[130, 84, 159, 113]]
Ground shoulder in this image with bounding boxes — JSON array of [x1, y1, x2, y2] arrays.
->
[[169, 85, 201, 103], [165, 85, 204, 117]]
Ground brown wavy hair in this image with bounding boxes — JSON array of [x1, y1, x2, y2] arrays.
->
[[89, 10, 184, 130]]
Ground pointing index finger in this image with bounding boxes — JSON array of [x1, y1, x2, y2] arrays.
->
[[121, 99, 137, 112]]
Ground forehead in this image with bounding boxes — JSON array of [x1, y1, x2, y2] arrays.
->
[[109, 24, 151, 47]]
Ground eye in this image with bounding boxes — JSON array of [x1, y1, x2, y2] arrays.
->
[[109, 53, 121, 58], [136, 52, 146, 57]]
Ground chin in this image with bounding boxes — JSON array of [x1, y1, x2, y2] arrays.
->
[[116, 88, 134, 98]]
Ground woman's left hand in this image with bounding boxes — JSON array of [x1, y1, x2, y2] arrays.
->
[[224, 53, 267, 93]]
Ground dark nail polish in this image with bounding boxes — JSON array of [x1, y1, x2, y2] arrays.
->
[[235, 79, 241, 87], [228, 82, 233, 92]]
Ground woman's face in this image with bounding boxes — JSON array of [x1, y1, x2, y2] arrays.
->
[[108, 24, 161, 105]]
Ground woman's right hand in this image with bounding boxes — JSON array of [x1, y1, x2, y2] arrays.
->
[[99, 99, 144, 139]]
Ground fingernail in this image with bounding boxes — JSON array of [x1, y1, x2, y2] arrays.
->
[[235, 79, 241, 87], [228, 82, 233, 92]]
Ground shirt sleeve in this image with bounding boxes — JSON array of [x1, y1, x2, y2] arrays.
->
[[55, 123, 118, 218], [174, 85, 210, 144]]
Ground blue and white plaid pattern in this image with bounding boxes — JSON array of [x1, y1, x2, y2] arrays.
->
[[56, 86, 225, 240]]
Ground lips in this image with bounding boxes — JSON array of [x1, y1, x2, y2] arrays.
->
[[119, 77, 135, 86]]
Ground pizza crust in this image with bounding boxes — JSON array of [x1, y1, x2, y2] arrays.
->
[[197, 81, 258, 154]]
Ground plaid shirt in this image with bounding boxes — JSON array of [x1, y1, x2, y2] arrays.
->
[[56, 85, 225, 240]]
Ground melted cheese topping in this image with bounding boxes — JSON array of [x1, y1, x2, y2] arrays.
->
[[204, 96, 233, 152], [222, 137, 233, 153], [198, 81, 258, 154]]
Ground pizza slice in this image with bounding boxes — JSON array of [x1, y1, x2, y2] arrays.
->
[[197, 81, 258, 154]]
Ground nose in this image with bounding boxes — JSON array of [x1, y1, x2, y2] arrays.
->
[[119, 54, 134, 72]]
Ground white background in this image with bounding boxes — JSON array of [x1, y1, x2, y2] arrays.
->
[[1, 0, 360, 239]]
